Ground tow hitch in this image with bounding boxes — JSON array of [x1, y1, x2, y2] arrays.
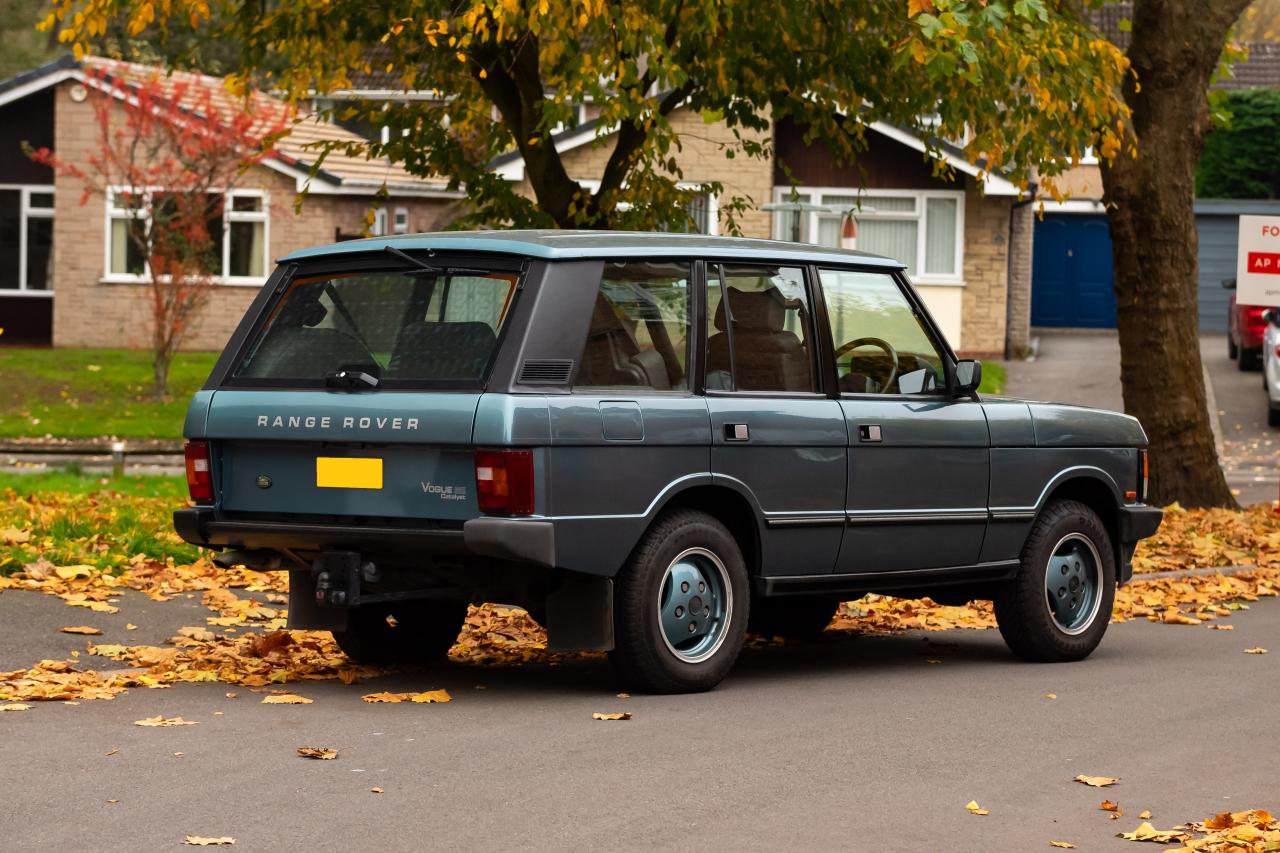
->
[[312, 550, 380, 607]]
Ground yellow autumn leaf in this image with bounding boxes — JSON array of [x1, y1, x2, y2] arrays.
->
[[410, 689, 451, 704], [1049, 844, 1075, 849], [1101, 800, 1122, 813], [183, 836, 235, 846], [1244, 647, 1268, 654], [296, 747, 337, 760], [370, 787, 384, 794], [1116, 821, 1187, 843], [60, 626, 102, 635], [54, 564, 95, 580], [1044, 692, 1057, 699], [965, 800, 990, 816], [134, 716, 197, 727], [1138, 810, 1151, 819], [592, 712, 633, 721], [261, 693, 313, 705], [1075, 774, 1118, 787], [0, 703, 32, 712]]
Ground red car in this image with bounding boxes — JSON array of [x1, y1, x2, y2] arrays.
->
[[1225, 277, 1271, 371]]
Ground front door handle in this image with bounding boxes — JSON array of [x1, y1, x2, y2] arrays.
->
[[858, 424, 882, 442], [725, 423, 749, 441]]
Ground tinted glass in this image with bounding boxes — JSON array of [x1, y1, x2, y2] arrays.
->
[[235, 267, 518, 386], [706, 264, 815, 392], [576, 261, 691, 390], [819, 269, 945, 395]]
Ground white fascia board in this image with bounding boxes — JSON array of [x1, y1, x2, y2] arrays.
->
[[1037, 199, 1106, 214], [868, 120, 1021, 197], [0, 68, 80, 109]]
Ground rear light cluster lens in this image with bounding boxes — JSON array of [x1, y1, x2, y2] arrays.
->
[[475, 449, 535, 516], [184, 440, 214, 503], [1138, 449, 1149, 503]]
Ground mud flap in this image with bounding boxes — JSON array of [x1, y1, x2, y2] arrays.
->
[[545, 577, 614, 652], [287, 570, 349, 633]]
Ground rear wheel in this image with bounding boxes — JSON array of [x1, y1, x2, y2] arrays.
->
[[749, 595, 840, 639], [994, 499, 1115, 662], [331, 599, 469, 665], [1269, 402, 1280, 428], [609, 510, 749, 693], [1239, 347, 1261, 371]]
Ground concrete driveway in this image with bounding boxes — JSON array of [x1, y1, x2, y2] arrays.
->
[[1004, 330, 1277, 506], [1, 586, 1277, 852]]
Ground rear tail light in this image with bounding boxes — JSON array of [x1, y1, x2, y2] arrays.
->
[[184, 440, 214, 503], [475, 449, 535, 515], [1137, 449, 1149, 503]]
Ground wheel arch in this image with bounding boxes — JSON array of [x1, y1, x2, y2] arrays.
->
[[653, 483, 763, 579], [1036, 471, 1122, 570]]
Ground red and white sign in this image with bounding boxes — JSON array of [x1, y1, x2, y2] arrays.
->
[[1236, 215, 1280, 305]]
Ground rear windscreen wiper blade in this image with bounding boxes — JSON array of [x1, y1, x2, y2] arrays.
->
[[383, 245, 493, 276]]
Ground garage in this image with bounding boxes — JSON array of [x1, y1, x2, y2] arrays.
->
[[1029, 201, 1280, 333]]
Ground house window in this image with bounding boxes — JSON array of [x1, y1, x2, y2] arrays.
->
[[771, 187, 964, 284], [393, 207, 409, 234], [0, 186, 55, 294], [106, 188, 269, 283]]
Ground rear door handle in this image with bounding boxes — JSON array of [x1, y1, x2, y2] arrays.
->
[[724, 423, 749, 441], [858, 424, 882, 442]]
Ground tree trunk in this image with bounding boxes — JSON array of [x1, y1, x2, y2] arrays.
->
[[1100, 0, 1250, 508], [152, 349, 172, 401]]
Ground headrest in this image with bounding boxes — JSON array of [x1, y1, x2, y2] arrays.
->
[[713, 286, 787, 333]]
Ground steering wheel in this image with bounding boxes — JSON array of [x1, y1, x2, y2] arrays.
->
[[834, 336, 899, 391]]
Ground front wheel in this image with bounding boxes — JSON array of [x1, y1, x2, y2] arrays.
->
[[331, 599, 469, 665], [609, 510, 749, 693], [994, 500, 1115, 662]]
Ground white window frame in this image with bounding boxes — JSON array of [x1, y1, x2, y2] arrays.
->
[[393, 207, 410, 234], [102, 186, 270, 286], [770, 186, 965, 286], [0, 184, 55, 297]]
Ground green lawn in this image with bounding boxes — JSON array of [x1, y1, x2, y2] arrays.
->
[[978, 361, 1007, 396], [0, 469, 187, 498], [0, 348, 218, 440]]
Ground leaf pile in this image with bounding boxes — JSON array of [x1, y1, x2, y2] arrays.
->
[[1115, 807, 1278, 850], [1132, 504, 1280, 574]]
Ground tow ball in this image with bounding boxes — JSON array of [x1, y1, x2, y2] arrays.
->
[[312, 551, 380, 607]]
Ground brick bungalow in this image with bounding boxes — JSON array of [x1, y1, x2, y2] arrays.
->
[[0, 55, 463, 349]]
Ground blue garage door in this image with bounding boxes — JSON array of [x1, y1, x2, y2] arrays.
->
[[1031, 214, 1116, 328]]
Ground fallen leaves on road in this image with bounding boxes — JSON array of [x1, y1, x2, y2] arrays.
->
[[965, 800, 990, 816], [261, 693, 312, 705], [134, 716, 196, 727], [1244, 647, 1268, 654], [1116, 821, 1187, 843], [361, 690, 451, 704], [1075, 775, 1118, 788], [1045, 693, 1058, 700], [1138, 810, 1151, 820], [1049, 843, 1075, 849], [60, 626, 102, 635], [296, 747, 337, 760], [592, 712, 632, 721], [0, 702, 31, 711], [183, 836, 235, 846], [370, 787, 384, 794], [1102, 800, 1123, 814]]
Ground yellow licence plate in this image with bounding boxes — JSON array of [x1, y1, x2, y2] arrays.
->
[[316, 456, 383, 490]]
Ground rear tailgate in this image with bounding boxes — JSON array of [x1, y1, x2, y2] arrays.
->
[[205, 390, 481, 522]]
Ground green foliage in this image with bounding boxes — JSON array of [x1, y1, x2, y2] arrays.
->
[[0, 347, 216, 439], [0, 0, 62, 78], [47, 0, 1133, 231], [978, 361, 1006, 395], [1197, 89, 1280, 199]]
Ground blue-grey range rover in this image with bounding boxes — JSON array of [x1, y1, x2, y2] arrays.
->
[[175, 231, 1163, 693]]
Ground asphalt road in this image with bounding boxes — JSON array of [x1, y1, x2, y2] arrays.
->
[[1, 587, 1277, 852]]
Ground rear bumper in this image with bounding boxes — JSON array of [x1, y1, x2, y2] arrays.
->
[[1118, 504, 1163, 544], [174, 508, 555, 568]]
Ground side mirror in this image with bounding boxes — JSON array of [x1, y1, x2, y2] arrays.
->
[[1222, 277, 1237, 290], [952, 359, 982, 397]]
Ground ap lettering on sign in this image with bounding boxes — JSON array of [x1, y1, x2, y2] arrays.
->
[[1236, 215, 1280, 305]]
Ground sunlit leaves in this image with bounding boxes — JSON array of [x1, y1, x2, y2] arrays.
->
[[965, 800, 990, 816], [1074, 775, 1118, 788], [296, 747, 337, 760], [591, 712, 632, 721], [134, 715, 197, 726], [361, 690, 451, 704]]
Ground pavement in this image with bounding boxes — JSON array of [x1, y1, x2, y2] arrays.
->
[[0, 586, 1276, 852], [1004, 330, 1278, 506]]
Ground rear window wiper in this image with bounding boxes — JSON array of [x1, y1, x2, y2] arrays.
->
[[382, 244, 494, 276]]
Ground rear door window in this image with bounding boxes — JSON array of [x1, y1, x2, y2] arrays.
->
[[233, 266, 519, 387], [575, 261, 691, 390], [705, 263, 817, 392]]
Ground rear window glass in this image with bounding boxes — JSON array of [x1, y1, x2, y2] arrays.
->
[[232, 267, 519, 387]]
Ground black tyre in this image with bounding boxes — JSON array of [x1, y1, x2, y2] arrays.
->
[[331, 599, 469, 665], [609, 510, 749, 693], [1239, 347, 1261, 371], [993, 500, 1116, 663], [1228, 335, 1238, 360], [749, 595, 840, 639], [1269, 403, 1280, 428]]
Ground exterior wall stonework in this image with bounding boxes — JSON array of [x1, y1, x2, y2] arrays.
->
[[1006, 200, 1035, 357], [957, 184, 1012, 359], [50, 81, 456, 351]]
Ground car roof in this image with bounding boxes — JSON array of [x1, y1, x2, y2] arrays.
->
[[277, 229, 905, 269]]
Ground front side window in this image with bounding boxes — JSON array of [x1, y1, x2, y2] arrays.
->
[[576, 261, 691, 390], [234, 265, 519, 386], [819, 268, 946, 395], [706, 264, 816, 393]]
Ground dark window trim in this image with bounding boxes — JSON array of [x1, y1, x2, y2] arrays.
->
[[811, 262, 958, 400]]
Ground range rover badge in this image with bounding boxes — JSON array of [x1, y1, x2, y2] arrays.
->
[[256, 475, 273, 489]]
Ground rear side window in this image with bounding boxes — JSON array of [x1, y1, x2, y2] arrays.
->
[[575, 261, 691, 390], [233, 267, 518, 387], [705, 264, 816, 392]]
